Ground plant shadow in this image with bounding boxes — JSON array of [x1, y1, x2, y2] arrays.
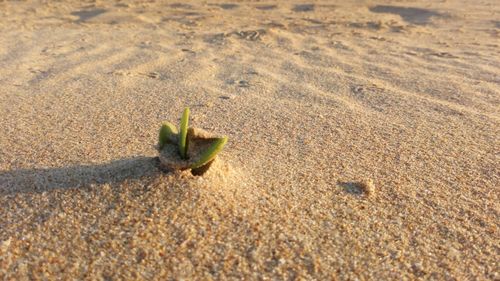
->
[[0, 156, 161, 195]]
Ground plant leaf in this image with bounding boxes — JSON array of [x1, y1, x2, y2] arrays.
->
[[190, 136, 228, 169], [158, 122, 178, 149], [178, 107, 190, 159]]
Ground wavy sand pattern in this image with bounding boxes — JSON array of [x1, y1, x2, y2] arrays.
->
[[0, 0, 499, 279]]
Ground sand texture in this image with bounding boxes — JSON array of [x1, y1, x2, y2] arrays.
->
[[0, 0, 499, 279]]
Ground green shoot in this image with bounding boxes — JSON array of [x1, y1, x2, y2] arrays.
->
[[159, 122, 178, 149], [191, 136, 228, 169], [178, 107, 190, 159]]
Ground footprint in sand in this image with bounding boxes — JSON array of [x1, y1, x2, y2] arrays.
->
[[430, 52, 459, 59], [225, 79, 250, 88], [293, 4, 314, 12], [146, 72, 160, 79], [170, 3, 193, 9], [351, 84, 384, 97], [204, 33, 226, 44], [181, 48, 196, 54], [256, 5, 277, 11], [238, 80, 250, 88], [212, 3, 239, 10], [117, 72, 160, 79], [369, 5, 443, 25], [219, 95, 236, 100], [231, 30, 264, 41], [204, 30, 265, 44], [115, 3, 130, 8]]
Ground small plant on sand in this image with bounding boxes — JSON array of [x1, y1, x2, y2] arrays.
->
[[158, 107, 228, 175]]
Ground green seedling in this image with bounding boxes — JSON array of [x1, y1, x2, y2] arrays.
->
[[191, 136, 228, 169], [158, 107, 228, 173], [158, 122, 178, 149], [179, 107, 190, 159]]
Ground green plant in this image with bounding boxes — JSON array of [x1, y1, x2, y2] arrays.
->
[[191, 136, 228, 169], [158, 122, 177, 149], [158, 107, 228, 170], [178, 107, 190, 159]]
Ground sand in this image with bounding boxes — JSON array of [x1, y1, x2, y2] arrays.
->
[[0, 0, 499, 279]]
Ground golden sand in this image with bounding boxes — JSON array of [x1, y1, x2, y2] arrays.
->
[[0, 0, 499, 279]]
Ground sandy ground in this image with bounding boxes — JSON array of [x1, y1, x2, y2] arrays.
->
[[0, 0, 499, 279]]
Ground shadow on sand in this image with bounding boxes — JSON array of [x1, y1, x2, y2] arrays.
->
[[0, 156, 161, 195], [369, 5, 443, 25], [71, 8, 108, 23]]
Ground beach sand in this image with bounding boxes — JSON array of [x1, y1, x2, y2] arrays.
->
[[0, 0, 498, 279]]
